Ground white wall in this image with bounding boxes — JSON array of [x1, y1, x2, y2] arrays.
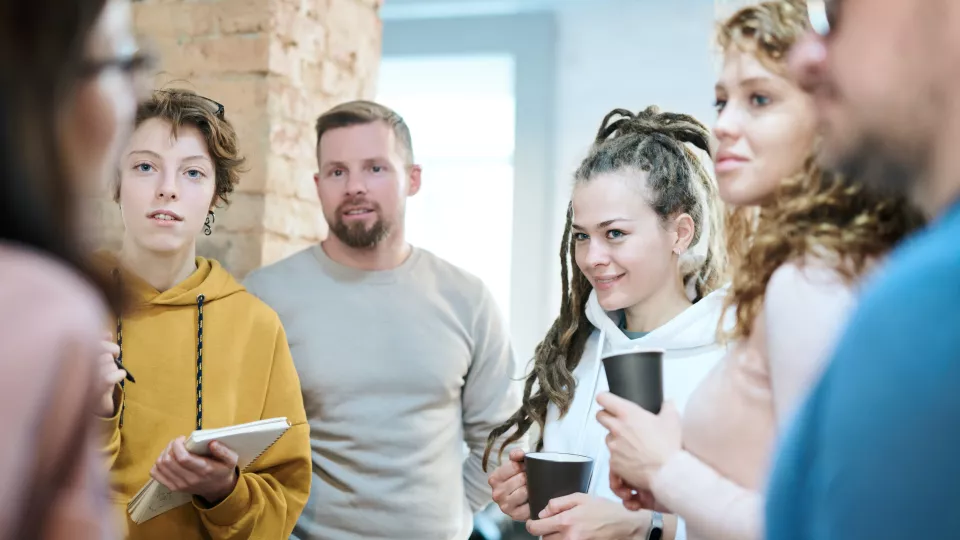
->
[[547, 0, 718, 319]]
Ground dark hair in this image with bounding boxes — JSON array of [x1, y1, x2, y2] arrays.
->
[[482, 106, 727, 468], [117, 88, 245, 206], [315, 100, 415, 165], [0, 2, 115, 537], [0, 0, 117, 308]]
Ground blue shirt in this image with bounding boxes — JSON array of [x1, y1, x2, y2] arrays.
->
[[766, 200, 960, 539]]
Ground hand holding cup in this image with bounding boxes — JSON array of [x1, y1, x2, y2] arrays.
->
[[489, 448, 530, 521]]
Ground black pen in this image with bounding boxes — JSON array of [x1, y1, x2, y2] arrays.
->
[[115, 357, 136, 383]]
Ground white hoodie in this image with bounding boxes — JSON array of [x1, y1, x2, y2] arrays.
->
[[542, 286, 732, 508]]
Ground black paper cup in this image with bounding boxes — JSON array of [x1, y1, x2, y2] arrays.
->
[[524, 452, 594, 520], [602, 349, 664, 413]]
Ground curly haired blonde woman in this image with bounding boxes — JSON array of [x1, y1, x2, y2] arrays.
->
[[596, 2, 924, 540]]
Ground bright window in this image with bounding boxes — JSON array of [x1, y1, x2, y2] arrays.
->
[[377, 55, 516, 322]]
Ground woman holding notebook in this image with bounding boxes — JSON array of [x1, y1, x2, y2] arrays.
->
[[95, 88, 311, 538]]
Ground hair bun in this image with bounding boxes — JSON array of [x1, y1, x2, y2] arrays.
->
[[594, 105, 712, 157]]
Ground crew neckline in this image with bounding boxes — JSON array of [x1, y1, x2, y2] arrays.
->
[[311, 244, 422, 284]]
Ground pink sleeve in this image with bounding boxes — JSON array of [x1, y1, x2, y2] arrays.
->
[[649, 261, 857, 540], [652, 451, 762, 540], [763, 261, 856, 427]]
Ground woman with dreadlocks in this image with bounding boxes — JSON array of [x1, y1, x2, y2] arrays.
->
[[596, 3, 924, 540], [484, 105, 730, 540]]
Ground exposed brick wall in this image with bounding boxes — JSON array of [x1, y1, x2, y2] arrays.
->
[[98, 0, 383, 278]]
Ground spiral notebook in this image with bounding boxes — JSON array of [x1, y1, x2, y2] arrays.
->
[[127, 417, 291, 524]]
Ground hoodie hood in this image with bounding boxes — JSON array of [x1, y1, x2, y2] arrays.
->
[[94, 251, 245, 307], [543, 286, 733, 498], [93, 251, 247, 432], [585, 285, 730, 357]]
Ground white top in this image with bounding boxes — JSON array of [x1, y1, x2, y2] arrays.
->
[[542, 287, 732, 538]]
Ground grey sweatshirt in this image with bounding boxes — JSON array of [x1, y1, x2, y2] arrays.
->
[[244, 245, 522, 540]]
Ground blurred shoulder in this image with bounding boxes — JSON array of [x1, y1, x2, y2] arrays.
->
[[0, 243, 106, 359], [767, 255, 856, 305]]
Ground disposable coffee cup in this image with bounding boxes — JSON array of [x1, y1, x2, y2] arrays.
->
[[524, 452, 594, 520], [602, 349, 664, 414]]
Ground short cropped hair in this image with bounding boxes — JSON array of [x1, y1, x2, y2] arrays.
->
[[315, 100, 414, 165]]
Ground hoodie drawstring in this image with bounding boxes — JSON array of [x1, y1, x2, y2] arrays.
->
[[112, 272, 206, 431], [573, 327, 607, 456], [112, 269, 126, 429], [195, 294, 205, 430], [116, 313, 125, 428]]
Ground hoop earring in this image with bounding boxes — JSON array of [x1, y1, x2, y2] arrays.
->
[[203, 211, 215, 236]]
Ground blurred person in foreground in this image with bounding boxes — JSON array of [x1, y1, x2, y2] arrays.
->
[[766, 0, 960, 538], [595, 2, 922, 540], [0, 0, 144, 537]]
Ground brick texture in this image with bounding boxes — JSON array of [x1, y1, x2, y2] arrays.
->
[[98, 0, 383, 278]]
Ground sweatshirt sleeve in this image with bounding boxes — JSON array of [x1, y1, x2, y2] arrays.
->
[[461, 285, 524, 512], [652, 451, 762, 540], [650, 261, 856, 540], [97, 385, 123, 470], [763, 261, 855, 426], [194, 323, 312, 538]]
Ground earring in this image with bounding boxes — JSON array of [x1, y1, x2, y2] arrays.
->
[[203, 211, 215, 236]]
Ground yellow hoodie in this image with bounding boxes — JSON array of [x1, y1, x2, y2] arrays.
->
[[96, 254, 311, 539]]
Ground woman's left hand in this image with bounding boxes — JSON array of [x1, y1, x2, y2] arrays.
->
[[596, 392, 683, 491], [525, 493, 647, 539], [609, 472, 663, 512], [151, 436, 240, 505]]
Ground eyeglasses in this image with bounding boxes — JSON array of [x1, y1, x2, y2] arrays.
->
[[154, 90, 225, 119], [807, 0, 837, 36], [79, 52, 155, 77], [79, 50, 158, 100]]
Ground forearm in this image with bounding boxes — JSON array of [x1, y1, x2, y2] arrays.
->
[[652, 451, 761, 540]]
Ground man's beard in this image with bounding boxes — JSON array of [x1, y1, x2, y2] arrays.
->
[[832, 133, 926, 203], [329, 212, 390, 249]]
